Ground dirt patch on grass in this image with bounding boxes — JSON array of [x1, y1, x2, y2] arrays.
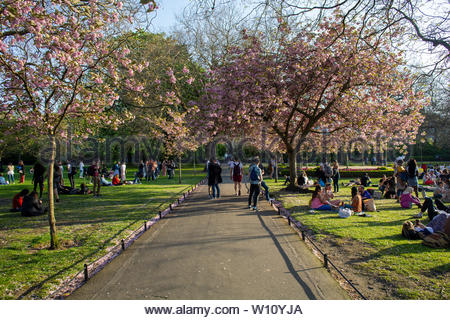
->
[[303, 232, 395, 299], [301, 231, 448, 299]]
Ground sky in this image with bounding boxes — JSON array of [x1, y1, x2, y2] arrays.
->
[[149, 0, 192, 33]]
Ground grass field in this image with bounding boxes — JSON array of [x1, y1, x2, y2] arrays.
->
[[265, 178, 449, 299], [0, 166, 204, 299]]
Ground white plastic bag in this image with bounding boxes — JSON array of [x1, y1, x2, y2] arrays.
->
[[339, 207, 352, 218]]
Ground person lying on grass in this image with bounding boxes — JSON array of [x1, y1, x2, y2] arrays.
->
[[310, 186, 339, 211], [11, 189, 29, 212], [400, 187, 422, 209], [414, 197, 450, 220]]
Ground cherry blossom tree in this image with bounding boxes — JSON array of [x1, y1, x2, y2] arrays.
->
[[198, 16, 427, 188], [0, 0, 153, 248]]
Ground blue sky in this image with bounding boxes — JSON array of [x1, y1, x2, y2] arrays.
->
[[150, 0, 191, 33]]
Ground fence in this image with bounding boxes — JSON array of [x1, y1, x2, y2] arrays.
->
[[270, 200, 367, 300], [47, 177, 208, 299]]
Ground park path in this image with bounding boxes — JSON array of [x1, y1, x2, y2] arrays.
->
[[68, 177, 348, 300]]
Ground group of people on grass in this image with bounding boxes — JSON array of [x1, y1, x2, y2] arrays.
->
[[5, 157, 178, 215]]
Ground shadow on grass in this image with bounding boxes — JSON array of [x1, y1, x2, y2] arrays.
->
[[347, 242, 439, 265]]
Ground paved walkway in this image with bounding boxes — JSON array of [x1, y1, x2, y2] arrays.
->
[[69, 178, 348, 300]]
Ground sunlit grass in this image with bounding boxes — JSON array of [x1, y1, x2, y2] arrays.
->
[[265, 177, 449, 299], [0, 166, 204, 299]]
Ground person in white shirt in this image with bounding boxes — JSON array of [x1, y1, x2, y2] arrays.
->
[[120, 162, 127, 182], [79, 161, 84, 178], [230, 157, 243, 196]]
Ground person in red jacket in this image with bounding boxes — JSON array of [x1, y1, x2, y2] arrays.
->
[[112, 174, 123, 186], [11, 189, 29, 212]]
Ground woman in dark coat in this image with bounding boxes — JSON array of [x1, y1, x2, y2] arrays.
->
[[21, 191, 47, 217], [208, 158, 222, 199]]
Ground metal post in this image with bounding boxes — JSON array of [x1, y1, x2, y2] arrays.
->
[[324, 254, 328, 269], [301, 230, 306, 241], [144, 221, 147, 231], [121, 239, 125, 250], [158, 211, 162, 219], [288, 218, 291, 226], [277, 207, 280, 215], [169, 204, 172, 211], [84, 264, 88, 281]]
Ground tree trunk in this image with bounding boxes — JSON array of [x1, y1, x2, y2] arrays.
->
[[48, 134, 58, 249], [193, 150, 196, 176], [287, 149, 297, 190], [178, 155, 182, 184], [274, 153, 278, 183]]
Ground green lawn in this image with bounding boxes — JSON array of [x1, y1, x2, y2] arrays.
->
[[265, 178, 449, 299], [0, 166, 204, 299]]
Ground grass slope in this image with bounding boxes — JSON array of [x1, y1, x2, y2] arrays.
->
[[265, 178, 449, 299]]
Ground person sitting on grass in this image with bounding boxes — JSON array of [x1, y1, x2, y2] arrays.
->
[[360, 173, 372, 187], [322, 183, 342, 207], [21, 191, 47, 217], [433, 180, 450, 202], [11, 189, 29, 212], [310, 186, 338, 211], [80, 183, 92, 195], [350, 186, 363, 213], [0, 173, 7, 185], [283, 175, 291, 186], [414, 196, 450, 220], [358, 185, 372, 201], [400, 187, 422, 209], [112, 174, 123, 186], [382, 176, 396, 199], [101, 174, 113, 186]]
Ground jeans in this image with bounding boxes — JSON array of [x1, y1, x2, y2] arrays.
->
[[212, 184, 220, 198], [261, 180, 270, 201], [333, 177, 339, 193], [421, 197, 449, 220], [93, 176, 101, 196], [248, 183, 260, 207], [8, 173, 14, 184], [316, 204, 333, 211]]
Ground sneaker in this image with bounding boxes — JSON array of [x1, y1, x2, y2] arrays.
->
[[253, 206, 258, 211], [413, 212, 423, 218], [248, 205, 252, 209]]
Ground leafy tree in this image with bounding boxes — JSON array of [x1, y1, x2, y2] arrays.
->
[[197, 17, 426, 188]]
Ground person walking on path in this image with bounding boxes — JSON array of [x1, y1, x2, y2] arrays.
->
[[248, 157, 262, 211], [230, 156, 243, 196], [208, 158, 222, 199]]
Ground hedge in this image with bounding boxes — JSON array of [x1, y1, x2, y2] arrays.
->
[[279, 168, 394, 179]]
